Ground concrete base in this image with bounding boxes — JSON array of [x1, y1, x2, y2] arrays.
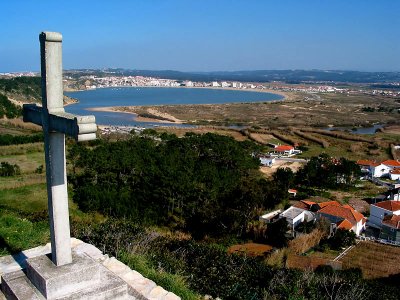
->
[[0, 239, 180, 300], [2, 253, 128, 300]]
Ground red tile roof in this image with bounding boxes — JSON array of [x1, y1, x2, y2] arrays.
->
[[318, 204, 364, 226], [337, 219, 353, 230], [275, 145, 294, 152], [317, 201, 341, 209], [357, 159, 379, 167], [373, 200, 400, 212], [382, 214, 400, 229], [382, 160, 400, 167], [390, 169, 400, 175], [293, 200, 317, 210]]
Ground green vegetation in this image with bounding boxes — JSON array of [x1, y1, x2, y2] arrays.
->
[[0, 76, 41, 100], [0, 94, 21, 118], [0, 161, 21, 176], [0, 133, 43, 146]]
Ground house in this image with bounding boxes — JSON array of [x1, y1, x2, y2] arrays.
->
[[288, 189, 297, 198], [274, 145, 294, 156], [317, 203, 366, 235], [380, 214, 400, 242], [369, 200, 400, 229], [259, 155, 275, 167], [280, 206, 315, 233], [390, 169, 400, 181], [293, 200, 319, 211], [259, 209, 282, 223], [357, 159, 400, 178]]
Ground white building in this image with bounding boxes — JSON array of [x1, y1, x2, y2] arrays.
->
[[390, 169, 400, 181], [369, 200, 400, 229], [221, 81, 230, 88], [280, 207, 315, 232], [259, 155, 275, 167], [212, 81, 220, 87]]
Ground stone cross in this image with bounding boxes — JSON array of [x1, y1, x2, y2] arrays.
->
[[23, 32, 97, 266]]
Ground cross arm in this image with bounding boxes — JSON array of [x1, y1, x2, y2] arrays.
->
[[23, 104, 97, 142]]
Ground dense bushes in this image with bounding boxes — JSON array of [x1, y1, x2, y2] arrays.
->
[[0, 162, 21, 176], [0, 133, 43, 146], [0, 94, 21, 118], [70, 133, 288, 238], [0, 77, 41, 100], [73, 219, 399, 300]]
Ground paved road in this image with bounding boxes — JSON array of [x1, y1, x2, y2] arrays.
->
[[276, 157, 308, 163]]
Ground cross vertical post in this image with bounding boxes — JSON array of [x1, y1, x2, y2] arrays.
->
[[23, 32, 97, 267], [41, 32, 72, 266]]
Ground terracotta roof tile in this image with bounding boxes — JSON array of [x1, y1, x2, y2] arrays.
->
[[373, 200, 400, 212], [317, 201, 341, 209], [382, 214, 400, 229], [382, 160, 400, 167], [390, 169, 400, 175], [318, 205, 364, 226], [275, 145, 294, 152], [337, 219, 353, 230]]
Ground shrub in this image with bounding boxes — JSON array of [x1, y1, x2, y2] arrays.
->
[[0, 161, 21, 177]]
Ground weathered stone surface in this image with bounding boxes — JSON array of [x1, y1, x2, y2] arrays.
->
[[26, 253, 101, 299], [0, 245, 51, 282], [148, 286, 168, 300], [163, 292, 181, 300], [73, 242, 104, 260], [0, 240, 180, 300], [1, 270, 43, 300], [103, 257, 131, 276]]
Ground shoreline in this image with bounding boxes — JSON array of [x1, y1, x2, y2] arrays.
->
[[88, 106, 182, 124], [82, 86, 288, 124]]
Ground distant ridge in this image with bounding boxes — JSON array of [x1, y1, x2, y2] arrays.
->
[[65, 69, 400, 83]]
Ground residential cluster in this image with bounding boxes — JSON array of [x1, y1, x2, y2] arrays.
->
[[266, 83, 400, 98], [75, 75, 267, 90], [259, 144, 302, 167], [357, 159, 400, 181]]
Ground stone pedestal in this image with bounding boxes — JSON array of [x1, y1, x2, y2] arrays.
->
[[2, 252, 127, 300], [0, 239, 180, 300]]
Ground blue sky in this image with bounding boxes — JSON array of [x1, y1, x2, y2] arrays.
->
[[0, 0, 399, 72]]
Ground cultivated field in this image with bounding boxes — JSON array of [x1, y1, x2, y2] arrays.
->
[[339, 241, 400, 279]]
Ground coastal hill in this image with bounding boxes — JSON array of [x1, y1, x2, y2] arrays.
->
[[65, 68, 400, 83]]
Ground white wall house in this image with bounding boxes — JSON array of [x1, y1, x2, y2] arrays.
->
[[259, 156, 275, 167], [369, 200, 400, 229], [390, 169, 400, 181], [280, 207, 315, 232], [370, 163, 391, 178], [317, 205, 366, 235]]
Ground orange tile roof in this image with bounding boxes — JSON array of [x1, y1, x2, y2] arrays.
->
[[390, 169, 400, 175], [337, 219, 353, 230], [382, 160, 400, 167], [342, 204, 355, 210], [275, 145, 294, 152], [382, 214, 400, 229], [318, 205, 364, 226], [293, 200, 317, 210], [357, 159, 377, 166], [373, 200, 400, 212], [317, 201, 341, 209], [288, 189, 298, 193]]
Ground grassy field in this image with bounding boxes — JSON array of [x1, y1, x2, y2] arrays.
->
[[339, 241, 400, 279], [115, 91, 400, 128]]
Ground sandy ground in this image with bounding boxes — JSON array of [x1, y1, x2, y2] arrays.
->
[[89, 106, 183, 124], [260, 161, 305, 177]]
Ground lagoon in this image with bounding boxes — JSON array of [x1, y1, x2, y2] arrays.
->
[[65, 87, 283, 126]]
